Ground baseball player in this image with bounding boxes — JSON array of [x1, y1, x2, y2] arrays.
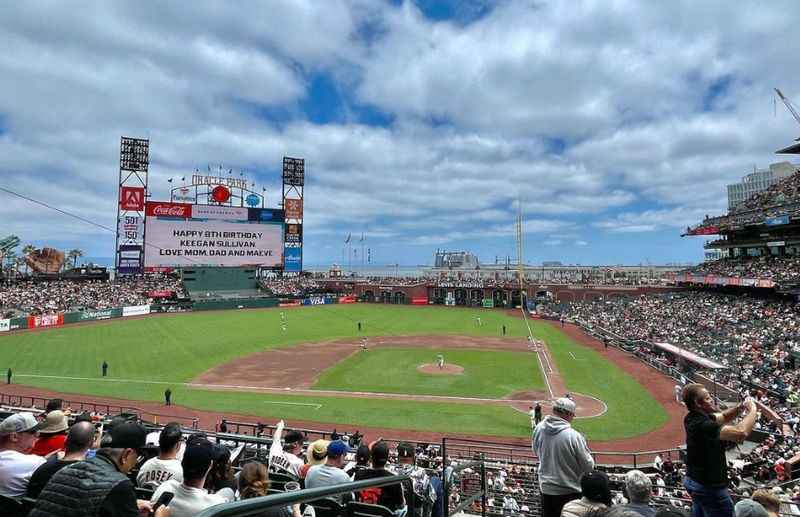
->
[[437, 354, 445, 369], [361, 338, 368, 351]]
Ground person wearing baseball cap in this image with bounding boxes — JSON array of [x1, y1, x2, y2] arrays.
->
[[353, 440, 406, 513], [31, 421, 152, 516], [305, 440, 353, 502], [268, 419, 305, 478], [149, 439, 235, 517], [532, 397, 594, 517], [0, 412, 46, 497], [561, 470, 612, 517], [396, 442, 437, 517]]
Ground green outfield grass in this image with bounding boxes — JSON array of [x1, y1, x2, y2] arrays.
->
[[0, 305, 667, 438], [313, 347, 543, 398]]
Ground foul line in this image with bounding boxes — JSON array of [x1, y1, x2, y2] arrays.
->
[[263, 401, 322, 410]]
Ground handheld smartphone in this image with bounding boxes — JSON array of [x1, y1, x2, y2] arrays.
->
[[152, 492, 174, 513]]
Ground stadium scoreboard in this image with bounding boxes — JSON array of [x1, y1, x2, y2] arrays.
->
[[143, 201, 284, 269]]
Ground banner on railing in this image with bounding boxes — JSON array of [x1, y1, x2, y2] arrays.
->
[[279, 301, 302, 307], [482, 298, 494, 308], [671, 273, 775, 288], [148, 290, 174, 298], [27, 313, 64, 329], [123, 304, 150, 317], [79, 308, 123, 322], [338, 295, 357, 304], [411, 297, 428, 305], [0, 319, 9, 332]]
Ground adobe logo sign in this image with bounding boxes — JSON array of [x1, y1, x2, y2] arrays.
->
[[120, 187, 145, 211], [145, 201, 192, 218]]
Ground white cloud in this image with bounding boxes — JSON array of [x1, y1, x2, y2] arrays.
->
[[1, 1, 799, 264]]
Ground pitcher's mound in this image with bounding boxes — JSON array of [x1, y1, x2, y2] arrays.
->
[[417, 363, 464, 375]]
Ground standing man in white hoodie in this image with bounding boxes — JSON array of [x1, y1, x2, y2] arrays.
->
[[532, 397, 595, 517]]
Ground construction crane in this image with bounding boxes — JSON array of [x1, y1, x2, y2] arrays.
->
[[775, 88, 800, 129]]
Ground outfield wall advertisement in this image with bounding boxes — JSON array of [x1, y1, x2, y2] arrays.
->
[[28, 313, 64, 329], [123, 305, 150, 317], [144, 217, 283, 268], [0, 319, 9, 332]]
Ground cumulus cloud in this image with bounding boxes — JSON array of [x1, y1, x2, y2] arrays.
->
[[0, 1, 798, 265]]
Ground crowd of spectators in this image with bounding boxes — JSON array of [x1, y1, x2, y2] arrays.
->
[[0, 274, 185, 318], [0, 403, 446, 517], [553, 290, 800, 485], [685, 256, 800, 284], [689, 168, 800, 233], [732, 170, 800, 215], [259, 277, 333, 297]]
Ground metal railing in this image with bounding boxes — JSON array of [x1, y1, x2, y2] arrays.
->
[[197, 475, 411, 517], [443, 457, 487, 517], [0, 391, 200, 429]]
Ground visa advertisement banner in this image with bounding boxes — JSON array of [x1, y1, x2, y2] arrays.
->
[[0, 319, 9, 332]]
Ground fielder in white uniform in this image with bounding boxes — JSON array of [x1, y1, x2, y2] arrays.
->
[[437, 354, 445, 369]]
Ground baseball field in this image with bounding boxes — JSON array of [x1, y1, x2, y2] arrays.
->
[[0, 304, 667, 439]]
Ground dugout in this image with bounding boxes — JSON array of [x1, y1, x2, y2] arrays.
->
[[180, 266, 260, 298]]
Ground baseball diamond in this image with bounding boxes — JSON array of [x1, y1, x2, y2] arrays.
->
[[0, 304, 672, 443]]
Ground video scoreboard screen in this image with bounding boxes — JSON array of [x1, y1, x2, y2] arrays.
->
[[143, 202, 284, 268]]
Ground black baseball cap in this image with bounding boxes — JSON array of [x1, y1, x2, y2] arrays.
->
[[285, 430, 304, 445], [182, 441, 214, 478], [397, 442, 415, 458], [371, 441, 389, 464], [107, 422, 147, 451], [580, 470, 611, 506]]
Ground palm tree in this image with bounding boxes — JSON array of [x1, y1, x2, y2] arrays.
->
[[67, 249, 83, 269], [21, 244, 35, 275]]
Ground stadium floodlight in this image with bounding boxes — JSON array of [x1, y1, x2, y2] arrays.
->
[[120, 137, 150, 172], [282, 157, 305, 186]]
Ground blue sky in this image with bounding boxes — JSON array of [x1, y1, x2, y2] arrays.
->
[[1, 1, 799, 267]]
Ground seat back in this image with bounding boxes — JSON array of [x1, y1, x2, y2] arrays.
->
[[269, 471, 298, 491], [308, 497, 344, 517], [346, 501, 396, 517]]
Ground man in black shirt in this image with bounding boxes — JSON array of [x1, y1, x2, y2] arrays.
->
[[27, 421, 95, 498], [682, 384, 757, 517], [353, 441, 405, 513], [31, 421, 152, 517]]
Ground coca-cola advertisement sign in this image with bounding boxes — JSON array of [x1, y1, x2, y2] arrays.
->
[[146, 201, 192, 218], [28, 313, 64, 329]]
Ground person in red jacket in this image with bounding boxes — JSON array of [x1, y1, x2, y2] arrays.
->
[[31, 411, 69, 457]]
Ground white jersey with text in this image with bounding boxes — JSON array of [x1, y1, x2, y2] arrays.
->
[[268, 440, 304, 478]]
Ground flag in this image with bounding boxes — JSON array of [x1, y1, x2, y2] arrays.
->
[[181, 176, 185, 182], [345, 233, 351, 244], [360, 233, 364, 242], [207, 164, 211, 172]]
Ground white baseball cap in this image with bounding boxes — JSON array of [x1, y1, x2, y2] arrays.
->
[[553, 398, 577, 415], [0, 412, 42, 435]]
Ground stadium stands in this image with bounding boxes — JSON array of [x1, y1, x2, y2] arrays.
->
[[0, 274, 185, 318]]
